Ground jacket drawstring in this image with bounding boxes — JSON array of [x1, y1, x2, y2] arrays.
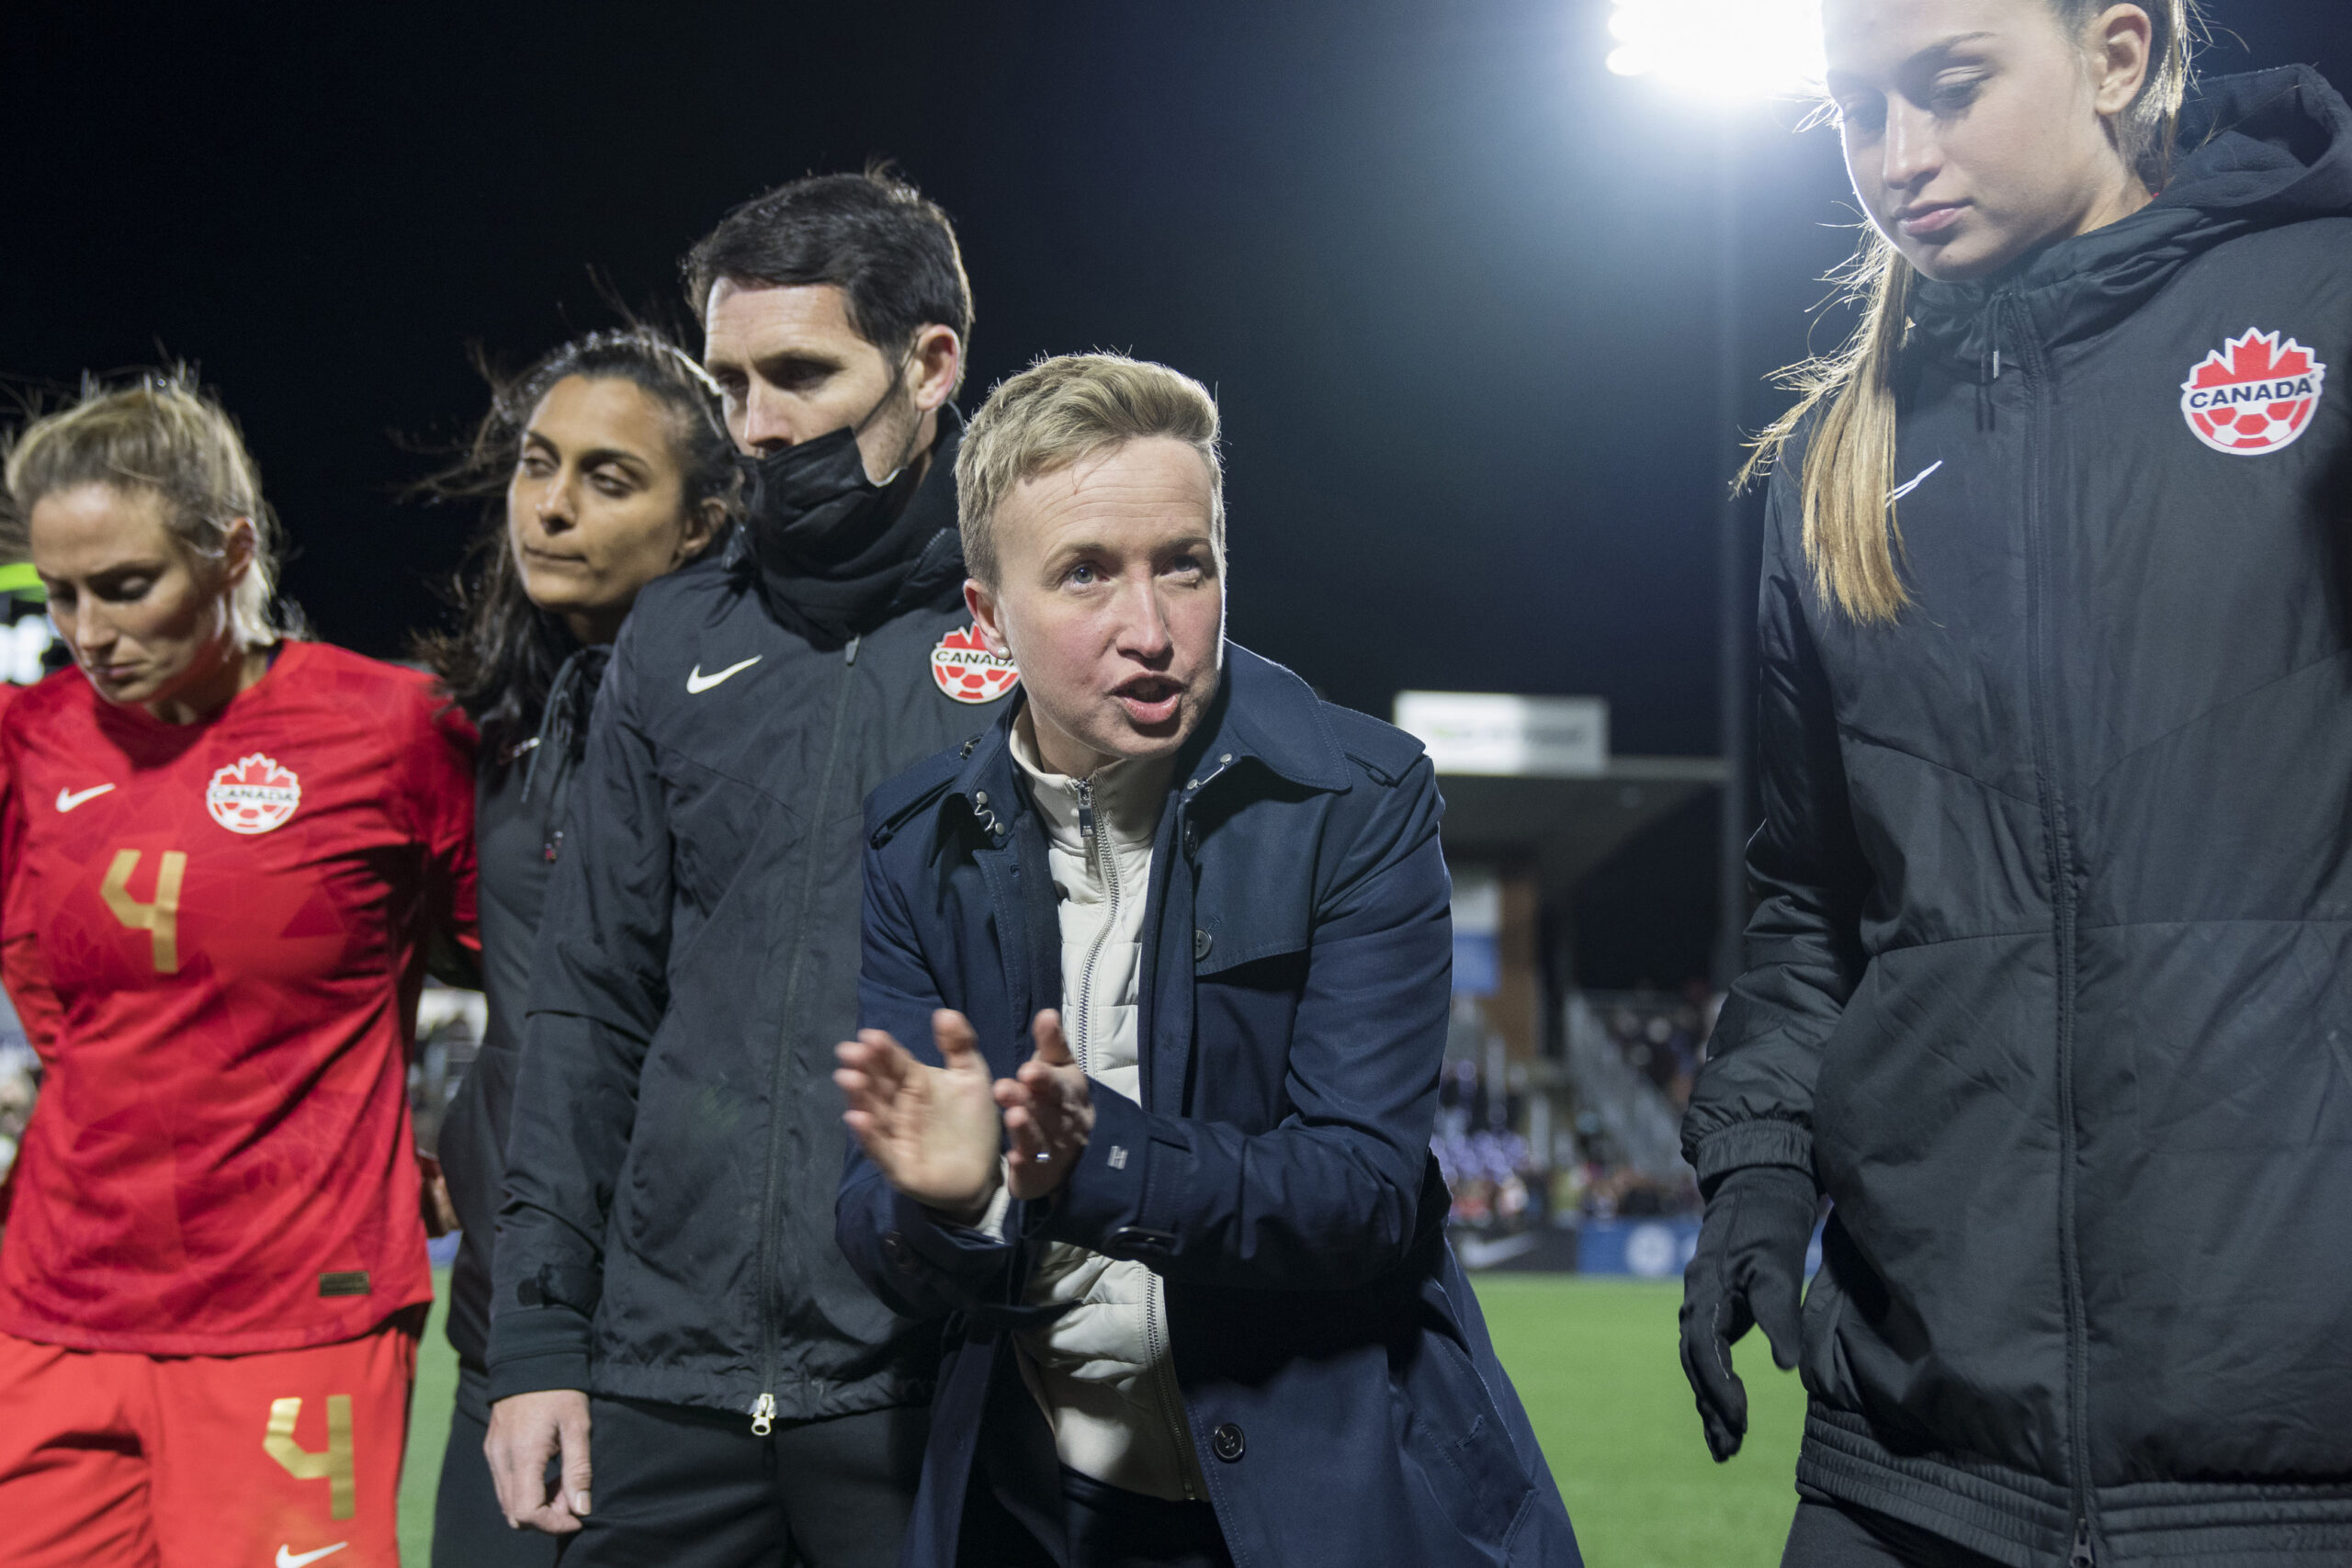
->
[[1977, 296, 2003, 431]]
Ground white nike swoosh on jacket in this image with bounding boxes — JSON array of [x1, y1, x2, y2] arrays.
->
[[686, 656, 762, 694]]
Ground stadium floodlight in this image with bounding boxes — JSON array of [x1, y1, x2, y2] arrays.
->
[[1606, 0, 1825, 100], [1600, 0, 1824, 983]]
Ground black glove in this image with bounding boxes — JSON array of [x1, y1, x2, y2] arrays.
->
[[1678, 1164, 1816, 1461]]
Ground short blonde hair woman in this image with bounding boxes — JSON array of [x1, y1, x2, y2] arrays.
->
[[954, 353, 1224, 586]]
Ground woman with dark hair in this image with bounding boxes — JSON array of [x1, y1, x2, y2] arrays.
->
[[416, 326, 735, 1566], [1679, 2, 2352, 1564]]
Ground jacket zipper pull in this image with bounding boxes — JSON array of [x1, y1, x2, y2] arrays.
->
[[1076, 781, 1097, 851], [750, 1392, 776, 1437], [843, 635, 861, 668], [2069, 1517, 2094, 1568]]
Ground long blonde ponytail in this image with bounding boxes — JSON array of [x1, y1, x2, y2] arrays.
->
[[1742, 0, 2199, 626], [1740, 242, 1917, 624]]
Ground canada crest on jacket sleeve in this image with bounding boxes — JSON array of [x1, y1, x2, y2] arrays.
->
[[2180, 328, 2329, 456], [930, 624, 1019, 705]]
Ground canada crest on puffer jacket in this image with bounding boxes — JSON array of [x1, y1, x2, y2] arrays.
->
[[2180, 327, 2329, 456]]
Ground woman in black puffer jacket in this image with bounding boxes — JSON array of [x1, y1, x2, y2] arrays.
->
[[414, 327, 735, 1567], [1679, 2, 2352, 1563]]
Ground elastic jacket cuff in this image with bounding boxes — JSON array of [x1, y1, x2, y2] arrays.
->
[[483, 1303, 594, 1401], [1690, 1120, 1816, 1190]]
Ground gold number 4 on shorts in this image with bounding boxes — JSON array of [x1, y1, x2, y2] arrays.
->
[[265, 1394, 356, 1520]]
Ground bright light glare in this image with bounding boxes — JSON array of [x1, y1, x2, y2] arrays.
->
[[1606, 0, 1826, 100]]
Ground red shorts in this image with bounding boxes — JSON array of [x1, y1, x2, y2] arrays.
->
[[0, 1315, 419, 1568]]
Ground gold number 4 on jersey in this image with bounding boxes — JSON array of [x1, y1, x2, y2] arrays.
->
[[265, 1394, 356, 1520], [100, 849, 186, 974]]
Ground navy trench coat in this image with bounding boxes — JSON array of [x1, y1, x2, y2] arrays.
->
[[836, 644, 1580, 1568]]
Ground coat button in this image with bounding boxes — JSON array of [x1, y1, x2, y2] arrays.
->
[[1193, 929, 1213, 961], [1183, 825, 1199, 856], [1212, 1422, 1246, 1462]]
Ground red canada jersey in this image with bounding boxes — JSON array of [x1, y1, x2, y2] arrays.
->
[[0, 641, 477, 1354]]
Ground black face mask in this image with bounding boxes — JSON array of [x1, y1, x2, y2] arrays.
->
[[737, 374, 943, 645]]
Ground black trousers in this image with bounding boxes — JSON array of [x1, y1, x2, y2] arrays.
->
[[1782, 1496, 2016, 1568], [433, 1362, 560, 1568], [556, 1394, 928, 1568], [956, 1463, 1233, 1568]]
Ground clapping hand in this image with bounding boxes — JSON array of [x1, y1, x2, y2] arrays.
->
[[834, 1010, 1003, 1224], [834, 1008, 1098, 1217], [996, 1010, 1093, 1201]]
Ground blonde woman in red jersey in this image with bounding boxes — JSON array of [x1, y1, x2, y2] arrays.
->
[[0, 372, 478, 1568]]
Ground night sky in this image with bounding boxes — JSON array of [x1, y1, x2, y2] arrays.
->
[[9, 2, 2349, 984]]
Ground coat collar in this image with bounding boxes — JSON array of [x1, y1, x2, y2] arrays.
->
[[947, 642, 1351, 837]]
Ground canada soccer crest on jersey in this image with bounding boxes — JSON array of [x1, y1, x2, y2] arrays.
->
[[931, 625, 1020, 705], [206, 752, 301, 834], [2180, 329, 2329, 456]]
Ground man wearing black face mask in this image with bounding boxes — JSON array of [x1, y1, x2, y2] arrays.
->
[[484, 170, 1011, 1567]]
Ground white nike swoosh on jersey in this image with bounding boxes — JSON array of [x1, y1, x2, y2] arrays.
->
[[277, 1546, 349, 1568], [55, 784, 116, 812], [686, 656, 762, 694]]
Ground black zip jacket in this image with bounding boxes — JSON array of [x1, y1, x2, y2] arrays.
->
[[487, 419, 1022, 1423], [439, 647, 605, 1374], [1684, 69, 2352, 1568]]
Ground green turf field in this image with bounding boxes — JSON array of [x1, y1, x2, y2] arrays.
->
[[401, 1271, 458, 1565], [1474, 1276, 1806, 1566], [397, 1269, 1806, 1565]]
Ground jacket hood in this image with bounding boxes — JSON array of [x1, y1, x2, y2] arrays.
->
[[1910, 66, 2352, 365], [2168, 65, 2352, 219]]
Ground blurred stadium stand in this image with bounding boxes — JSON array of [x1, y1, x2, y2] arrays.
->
[[1396, 692, 1725, 1275]]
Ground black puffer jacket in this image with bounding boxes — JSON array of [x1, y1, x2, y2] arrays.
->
[[488, 416, 1025, 1423], [1686, 70, 2352, 1568]]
